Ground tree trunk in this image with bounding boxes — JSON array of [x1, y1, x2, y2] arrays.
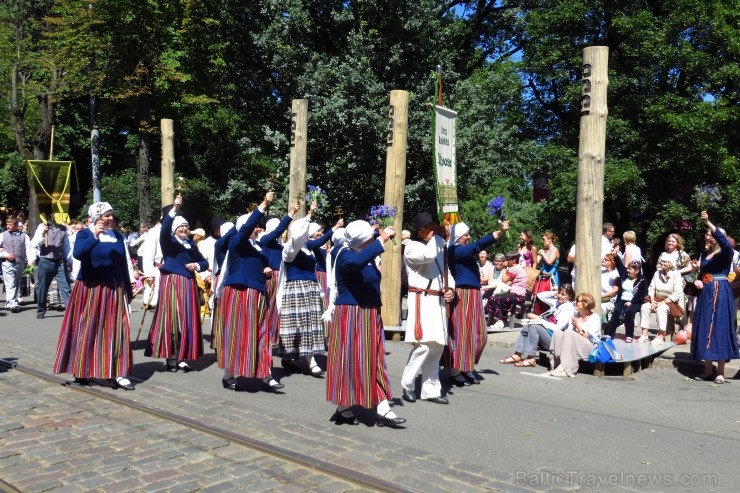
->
[[137, 93, 152, 224]]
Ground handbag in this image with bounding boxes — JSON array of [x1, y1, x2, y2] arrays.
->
[[677, 251, 694, 284], [588, 336, 622, 363], [525, 266, 540, 292], [666, 301, 684, 318]]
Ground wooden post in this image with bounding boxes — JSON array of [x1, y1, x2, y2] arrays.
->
[[381, 90, 408, 330], [161, 119, 175, 207], [288, 99, 308, 219], [575, 46, 609, 311]]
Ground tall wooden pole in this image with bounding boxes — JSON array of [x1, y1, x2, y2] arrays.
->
[[381, 90, 408, 329], [288, 99, 308, 219], [161, 119, 175, 207], [575, 46, 609, 312]]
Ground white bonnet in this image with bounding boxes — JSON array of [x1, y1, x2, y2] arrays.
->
[[265, 218, 281, 234], [308, 222, 322, 237], [235, 213, 251, 231], [344, 220, 374, 250], [220, 221, 234, 237], [88, 202, 113, 223], [171, 216, 189, 233], [450, 222, 470, 245]]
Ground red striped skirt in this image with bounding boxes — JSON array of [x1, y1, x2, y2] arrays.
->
[[210, 276, 224, 367], [326, 305, 392, 408], [218, 285, 270, 377], [53, 280, 133, 379], [145, 273, 203, 360], [446, 287, 488, 371], [264, 271, 280, 345]]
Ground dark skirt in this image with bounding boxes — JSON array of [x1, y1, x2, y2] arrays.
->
[[691, 280, 740, 361], [53, 280, 132, 379]]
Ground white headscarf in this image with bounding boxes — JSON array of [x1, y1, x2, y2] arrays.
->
[[88, 202, 113, 223], [308, 222, 322, 237], [449, 222, 470, 246], [171, 216, 189, 233], [265, 218, 281, 234], [235, 213, 251, 231], [219, 221, 235, 237], [344, 220, 374, 251]]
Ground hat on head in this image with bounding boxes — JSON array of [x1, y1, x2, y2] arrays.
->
[[412, 211, 435, 236], [88, 202, 113, 223], [235, 213, 251, 231], [190, 228, 206, 237], [171, 216, 188, 233], [450, 222, 470, 245], [265, 217, 281, 234], [344, 220, 374, 250], [220, 221, 234, 237], [211, 215, 226, 232], [308, 222, 322, 237], [332, 227, 347, 247]]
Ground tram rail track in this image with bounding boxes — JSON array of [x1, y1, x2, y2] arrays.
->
[[0, 357, 413, 493]]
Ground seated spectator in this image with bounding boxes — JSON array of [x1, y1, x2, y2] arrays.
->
[[601, 253, 620, 321], [477, 250, 493, 287], [486, 252, 527, 329], [499, 284, 575, 367], [638, 254, 682, 344], [482, 252, 508, 297], [549, 292, 601, 377], [606, 257, 647, 342]]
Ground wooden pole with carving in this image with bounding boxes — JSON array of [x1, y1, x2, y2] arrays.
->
[[288, 99, 308, 220], [161, 119, 175, 207], [575, 46, 609, 313], [381, 90, 408, 335]]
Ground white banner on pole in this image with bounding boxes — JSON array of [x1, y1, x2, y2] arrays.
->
[[435, 105, 457, 214]]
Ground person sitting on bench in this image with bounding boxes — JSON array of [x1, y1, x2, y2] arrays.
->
[[486, 252, 527, 329], [549, 292, 602, 377], [638, 254, 683, 344], [500, 283, 575, 367]]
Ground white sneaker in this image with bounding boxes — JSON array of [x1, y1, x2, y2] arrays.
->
[[650, 337, 665, 346], [492, 320, 505, 330], [637, 335, 649, 343]]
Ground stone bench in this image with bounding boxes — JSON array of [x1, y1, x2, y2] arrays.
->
[[591, 339, 675, 378]]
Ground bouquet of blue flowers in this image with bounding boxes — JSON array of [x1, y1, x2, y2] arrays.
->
[[306, 184, 329, 210], [369, 205, 397, 244], [692, 183, 721, 211], [487, 196, 506, 222]]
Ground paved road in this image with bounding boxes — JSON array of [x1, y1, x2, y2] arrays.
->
[[1, 299, 739, 492]]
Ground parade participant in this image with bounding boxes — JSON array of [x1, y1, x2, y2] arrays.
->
[[140, 206, 173, 308], [548, 292, 601, 378], [145, 194, 209, 373], [690, 211, 740, 384], [53, 202, 136, 390], [400, 212, 455, 404], [446, 219, 509, 386], [209, 219, 236, 366], [259, 203, 300, 345], [216, 191, 284, 392], [276, 202, 342, 377], [1, 215, 33, 312], [31, 217, 72, 319], [325, 220, 404, 427], [310, 222, 330, 300]]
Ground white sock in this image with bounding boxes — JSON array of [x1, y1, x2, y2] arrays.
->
[[308, 355, 318, 369], [116, 377, 131, 386], [377, 399, 396, 418]]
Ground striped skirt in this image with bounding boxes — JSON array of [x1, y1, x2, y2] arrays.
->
[[145, 273, 203, 361], [326, 305, 392, 408], [276, 279, 326, 358], [264, 271, 280, 345], [53, 280, 132, 379], [210, 279, 224, 367], [446, 287, 488, 371], [218, 285, 270, 377]]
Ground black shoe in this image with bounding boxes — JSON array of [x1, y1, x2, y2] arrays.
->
[[113, 379, 135, 391], [10, 306, 21, 313], [309, 365, 325, 378], [281, 358, 300, 372], [376, 412, 406, 428], [73, 377, 91, 386], [401, 389, 416, 403], [464, 372, 480, 385], [262, 379, 285, 392], [451, 374, 470, 387], [332, 410, 359, 425], [166, 364, 178, 372], [424, 396, 449, 404], [222, 377, 239, 391], [36, 313, 44, 319], [177, 362, 193, 373]]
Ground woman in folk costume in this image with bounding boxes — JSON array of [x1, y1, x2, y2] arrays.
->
[[216, 191, 284, 391], [312, 222, 329, 300], [209, 220, 235, 366], [145, 194, 209, 373], [258, 202, 299, 345], [690, 211, 739, 384], [446, 219, 509, 386], [276, 201, 342, 376], [324, 220, 405, 427], [53, 202, 136, 390]]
